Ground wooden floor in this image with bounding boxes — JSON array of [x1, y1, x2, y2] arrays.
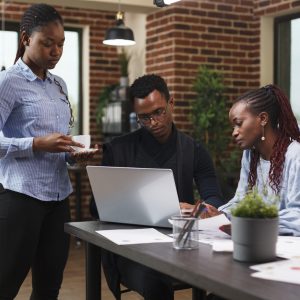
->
[[16, 237, 192, 300]]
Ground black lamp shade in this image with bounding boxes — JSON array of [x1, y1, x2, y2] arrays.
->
[[154, 0, 166, 7], [154, 0, 181, 7], [103, 19, 136, 46]]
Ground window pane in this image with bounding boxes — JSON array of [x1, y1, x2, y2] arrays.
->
[[0, 31, 18, 69], [291, 19, 300, 120], [52, 31, 81, 135]]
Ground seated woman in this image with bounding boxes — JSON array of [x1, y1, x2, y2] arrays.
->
[[205, 84, 300, 236]]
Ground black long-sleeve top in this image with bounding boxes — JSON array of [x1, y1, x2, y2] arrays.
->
[[102, 125, 224, 208]]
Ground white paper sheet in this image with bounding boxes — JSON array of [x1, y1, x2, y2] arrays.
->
[[210, 235, 300, 255], [196, 229, 231, 245], [250, 258, 300, 285], [96, 228, 173, 245], [276, 236, 300, 259], [197, 214, 231, 231], [212, 240, 234, 252]]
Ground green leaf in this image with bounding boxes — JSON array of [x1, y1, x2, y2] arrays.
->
[[96, 84, 118, 125], [190, 65, 241, 178], [231, 188, 279, 218]]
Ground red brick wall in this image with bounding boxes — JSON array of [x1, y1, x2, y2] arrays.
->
[[146, 0, 261, 133], [254, 0, 300, 16], [2, 1, 120, 220]]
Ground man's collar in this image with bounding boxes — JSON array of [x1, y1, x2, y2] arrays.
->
[[141, 123, 177, 145]]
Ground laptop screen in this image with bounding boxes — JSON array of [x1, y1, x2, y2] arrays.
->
[[87, 166, 181, 228]]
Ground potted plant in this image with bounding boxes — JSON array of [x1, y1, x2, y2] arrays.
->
[[95, 84, 118, 126], [118, 49, 130, 87], [230, 189, 279, 263], [190, 65, 241, 201]]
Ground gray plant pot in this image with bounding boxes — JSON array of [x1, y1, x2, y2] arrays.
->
[[231, 216, 278, 263]]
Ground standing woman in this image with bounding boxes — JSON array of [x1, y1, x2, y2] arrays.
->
[[205, 84, 300, 236], [0, 4, 95, 299]]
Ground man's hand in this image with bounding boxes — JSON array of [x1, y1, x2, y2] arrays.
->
[[179, 202, 195, 215], [180, 201, 222, 219]]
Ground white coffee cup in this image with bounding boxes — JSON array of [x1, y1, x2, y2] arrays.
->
[[72, 134, 91, 152]]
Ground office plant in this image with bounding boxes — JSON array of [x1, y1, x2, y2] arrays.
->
[[118, 48, 130, 78], [118, 49, 130, 87], [190, 65, 241, 201], [95, 84, 118, 125], [230, 189, 279, 263]]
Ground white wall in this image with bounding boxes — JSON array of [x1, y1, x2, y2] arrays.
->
[[124, 12, 146, 84]]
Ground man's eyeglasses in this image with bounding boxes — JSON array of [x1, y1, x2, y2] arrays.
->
[[136, 104, 169, 126]]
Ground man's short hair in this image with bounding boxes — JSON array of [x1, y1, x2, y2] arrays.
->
[[129, 74, 170, 103]]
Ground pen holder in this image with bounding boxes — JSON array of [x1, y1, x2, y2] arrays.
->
[[171, 215, 200, 250]]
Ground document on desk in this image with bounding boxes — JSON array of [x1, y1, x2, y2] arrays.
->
[[196, 230, 231, 246], [250, 258, 300, 285], [96, 228, 173, 245], [276, 236, 300, 259], [197, 214, 231, 231], [193, 214, 232, 250]]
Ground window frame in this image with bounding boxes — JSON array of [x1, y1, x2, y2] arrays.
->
[[64, 26, 83, 135], [274, 12, 300, 98]]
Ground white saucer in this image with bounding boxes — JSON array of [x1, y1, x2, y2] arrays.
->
[[73, 148, 98, 153]]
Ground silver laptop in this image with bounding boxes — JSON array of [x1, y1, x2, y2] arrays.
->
[[86, 166, 181, 228]]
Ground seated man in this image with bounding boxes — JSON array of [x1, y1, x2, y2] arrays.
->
[[91, 74, 224, 300]]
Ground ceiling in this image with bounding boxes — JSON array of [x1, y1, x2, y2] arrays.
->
[[14, 0, 158, 13]]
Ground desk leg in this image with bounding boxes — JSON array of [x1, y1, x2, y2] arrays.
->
[[75, 172, 82, 247], [75, 171, 82, 222], [86, 242, 101, 300], [192, 287, 206, 300]]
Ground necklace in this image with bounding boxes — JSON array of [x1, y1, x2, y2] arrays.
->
[[258, 160, 268, 197]]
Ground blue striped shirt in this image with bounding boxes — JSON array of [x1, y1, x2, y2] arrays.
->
[[0, 58, 72, 201]]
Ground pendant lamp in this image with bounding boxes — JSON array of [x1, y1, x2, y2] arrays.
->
[[103, 4, 136, 47], [154, 0, 181, 7]]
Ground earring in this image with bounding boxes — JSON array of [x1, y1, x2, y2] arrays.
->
[[261, 125, 265, 141]]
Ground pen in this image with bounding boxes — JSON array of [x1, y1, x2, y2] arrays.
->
[[176, 201, 207, 246], [182, 202, 207, 246]]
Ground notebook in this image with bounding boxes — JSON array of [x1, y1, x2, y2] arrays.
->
[[86, 166, 181, 228]]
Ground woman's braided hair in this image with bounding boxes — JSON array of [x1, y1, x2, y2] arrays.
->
[[238, 85, 300, 193], [15, 3, 63, 63], [15, 4, 74, 127]]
